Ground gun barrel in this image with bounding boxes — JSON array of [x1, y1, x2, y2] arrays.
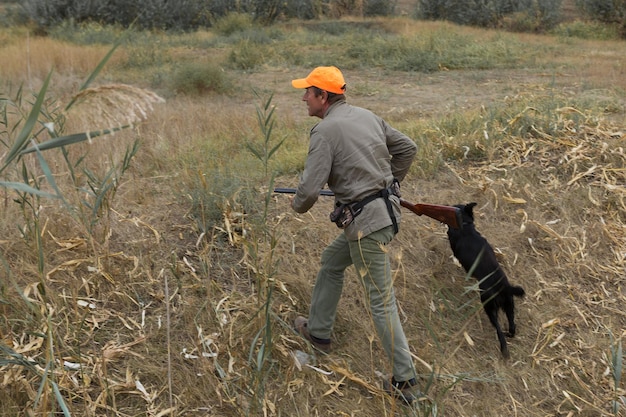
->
[[274, 187, 334, 196]]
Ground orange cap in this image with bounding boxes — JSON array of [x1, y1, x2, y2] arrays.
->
[[291, 66, 346, 95]]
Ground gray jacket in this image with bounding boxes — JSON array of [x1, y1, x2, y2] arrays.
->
[[292, 99, 417, 240]]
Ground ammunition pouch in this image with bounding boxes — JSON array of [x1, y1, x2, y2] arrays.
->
[[329, 179, 401, 232], [330, 203, 362, 229]]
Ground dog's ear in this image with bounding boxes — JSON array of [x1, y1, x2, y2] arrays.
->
[[465, 202, 477, 216]]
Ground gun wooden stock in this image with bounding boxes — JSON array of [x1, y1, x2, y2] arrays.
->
[[273, 187, 462, 229], [399, 200, 462, 229]]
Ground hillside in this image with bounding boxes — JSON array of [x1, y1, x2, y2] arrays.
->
[[1, 15, 625, 417]]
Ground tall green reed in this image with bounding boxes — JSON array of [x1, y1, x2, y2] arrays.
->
[[242, 91, 285, 415], [246, 89, 286, 181], [185, 91, 285, 416], [0, 35, 161, 416]]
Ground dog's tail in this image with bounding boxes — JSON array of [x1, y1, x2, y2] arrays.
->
[[509, 285, 525, 298]]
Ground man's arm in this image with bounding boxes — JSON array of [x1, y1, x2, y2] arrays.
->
[[291, 130, 333, 213], [383, 122, 417, 182]]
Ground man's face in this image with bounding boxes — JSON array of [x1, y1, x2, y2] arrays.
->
[[302, 87, 326, 118]]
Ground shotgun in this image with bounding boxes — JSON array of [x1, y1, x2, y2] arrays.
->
[[273, 187, 462, 229]]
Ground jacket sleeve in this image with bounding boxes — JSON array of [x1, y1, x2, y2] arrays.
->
[[383, 120, 417, 182], [291, 129, 333, 213]]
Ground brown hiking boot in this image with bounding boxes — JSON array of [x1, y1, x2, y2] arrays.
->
[[294, 316, 331, 353]]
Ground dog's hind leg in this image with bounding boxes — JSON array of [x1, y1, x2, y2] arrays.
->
[[502, 295, 517, 337], [484, 302, 510, 359]]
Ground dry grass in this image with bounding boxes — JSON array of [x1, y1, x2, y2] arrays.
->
[[265, 107, 626, 415], [1, 18, 626, 417], [0, 36, 122, 89]]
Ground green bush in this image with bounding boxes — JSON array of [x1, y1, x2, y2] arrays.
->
[[364, 0, 395, 16], [228, 40, 268, 70], [575, 0, 626, 38], [48, 20, 123, 44], [341, 29, 525, 72], [18, 0, 399, 30], [282, 0, 317, 19], [20, 0, 213, 30], [213, 12, 255, 36], [550, 20, 621, 39], [170, 62, 233, 95], [576, 0, 626, 22], [184, 166, 259, 235], [0, 2, 29, 26], [417, 0, 563, 31]]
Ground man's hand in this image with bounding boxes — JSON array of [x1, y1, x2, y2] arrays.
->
[[391, 178, 401, 198]]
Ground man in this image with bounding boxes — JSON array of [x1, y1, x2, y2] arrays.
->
[[289, 66, 420, 404]]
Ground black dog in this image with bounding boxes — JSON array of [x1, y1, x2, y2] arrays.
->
[[447, 202, 525, 359]]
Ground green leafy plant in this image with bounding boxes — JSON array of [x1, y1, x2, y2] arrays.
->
[[242, 91, 285, 414], [213, 11, 255, 35], [171, 61, 233, 95], [0, 36, 163, 417], [228, 39, 268, 70], [246, 90, 285, 179]]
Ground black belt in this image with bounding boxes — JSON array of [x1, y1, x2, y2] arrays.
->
[[352, 187, 399, 234]]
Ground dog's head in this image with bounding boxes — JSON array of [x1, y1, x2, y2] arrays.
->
[[453, 202, 477, 225]]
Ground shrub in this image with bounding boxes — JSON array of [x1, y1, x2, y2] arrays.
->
[[0, 2, 29, 26], [575, 0, 626, 38], [341, 28, 524, 72], [282, 0, 317, 19], [417, 0, 563, 31], [20, 0, 212, 30], [18, 0, 400, 30], [251, 0, 283, 24], [213, 12, 255, 36], [171, 62, 233, 95], [228, 40, 268, 70], [364, 0, 396, 16], [47, 20, 123, 45], [185, 166, 259, 234], [576, 0, 626, 22], [550, 20, 621, 39]]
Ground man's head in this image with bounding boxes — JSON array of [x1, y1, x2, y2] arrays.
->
[[292, 66, 346, 118]]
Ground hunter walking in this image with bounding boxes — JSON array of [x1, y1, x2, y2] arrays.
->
[[289, 66, 420, 404]]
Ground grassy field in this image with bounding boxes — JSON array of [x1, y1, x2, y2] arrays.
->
[[1, 13, 626, 417]]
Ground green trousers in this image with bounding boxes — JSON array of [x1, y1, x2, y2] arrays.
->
[[307, 225, 417, 382]]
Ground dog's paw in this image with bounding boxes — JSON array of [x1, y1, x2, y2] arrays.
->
[[506, 323, 517, 338]]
